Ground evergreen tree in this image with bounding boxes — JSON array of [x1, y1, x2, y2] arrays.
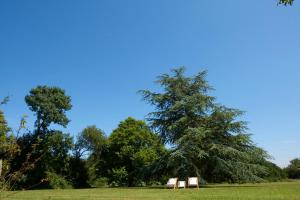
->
[[140, 67, 269, 183], [25, 86, 72, 135]]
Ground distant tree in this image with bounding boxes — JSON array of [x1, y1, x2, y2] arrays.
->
[[107, 117, 165, 186], [71, 126, 107, 188], [75, 126, 107, 159], [25, 86, 72, 134], [140, 67, 269, 183], [285, 158, 300, 179]]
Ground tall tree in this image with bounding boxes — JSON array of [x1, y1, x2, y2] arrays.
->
[[140, 68, 214, 144], [25, 86, 72, 134], [140, 67, 269, 183], [12, 86, 73, 189]]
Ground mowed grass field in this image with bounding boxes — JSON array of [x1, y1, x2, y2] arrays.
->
[[1, 181, 299, 200]]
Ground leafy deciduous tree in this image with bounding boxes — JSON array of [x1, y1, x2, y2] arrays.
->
[[107, 117, 165, 186], [75, 126, 107, 159], [285, 158, 300, 179], [0, 97, 19, 179], [71, 126, 107, 188]]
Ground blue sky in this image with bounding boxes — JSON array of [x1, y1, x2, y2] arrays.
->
[[1, 0, 299, 167]]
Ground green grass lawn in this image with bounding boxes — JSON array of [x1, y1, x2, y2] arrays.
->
[[1, 181, 300, 200]]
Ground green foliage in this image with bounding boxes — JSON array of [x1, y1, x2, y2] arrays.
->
[[8, 86, 74, 189], [34, 131, 73, 188], [0, 99, 19, 181], [278, 0, 294, 5], [11, 131, 74, 189], [107, 117, 165, 186], [71, 126, 107, 188], [261, 161, 287, 181], [25, 86, 72, 133], [2, 80, 287, 190], [140, 68, 214, 144], [89, 177, 108, 188], [110, 167, 128, 187], [75, 126, 107, 158], [285, 158, 300, 179], [0, 110, 11, 157], [45, 171, 72, 189], [69, 157, 89, 188], [0, 105, 12, 159], [43, 131, 73, 175], [140, 67, 269, 183]]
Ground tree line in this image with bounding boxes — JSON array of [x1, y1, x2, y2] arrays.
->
[[0, 68, 298, 190]]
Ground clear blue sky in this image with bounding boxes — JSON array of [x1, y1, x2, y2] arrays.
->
[[1, 1, 299, 167]]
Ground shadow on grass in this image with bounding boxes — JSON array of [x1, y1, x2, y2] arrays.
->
[[201, 184, 261, 188], [103, 184, 261, 190]]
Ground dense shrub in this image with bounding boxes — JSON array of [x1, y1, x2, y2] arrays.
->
[[109, 167, 128, 187], [46, 171, 72, 189], [89, 177, 109, 188]]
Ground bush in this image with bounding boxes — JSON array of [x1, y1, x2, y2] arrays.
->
[[0, 179, 9, 191], [133, 180, 146, 187], [146, 180, 162, 186], [45, 171, 72, 189], [109, 167, 128, 187], [89, 177, 108, 188]]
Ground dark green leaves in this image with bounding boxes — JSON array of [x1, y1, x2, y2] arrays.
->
[[285, 158, 300, 179], [140, 67, 214, 144], [0, 96, 9, 105], [278, 0, 294, 5], [75, 126, 107, 158], [141, 67, 270, 183], [25, 86, 72, 132], [107, 117, 165, 186]]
